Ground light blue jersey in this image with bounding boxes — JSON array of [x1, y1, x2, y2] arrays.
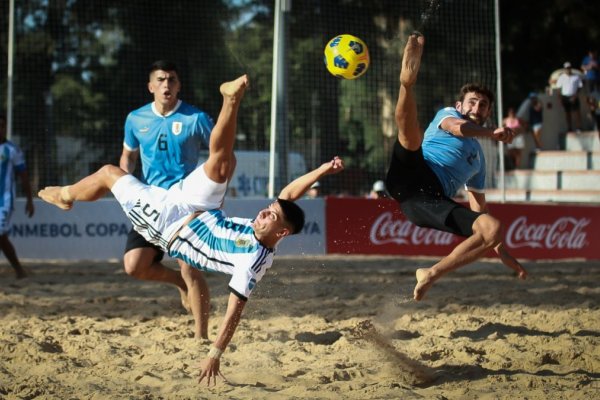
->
[[422, 107, 486, 197], [124, 100, 213, 188], [168, 210, 274, 300], [0, 141, 25, 209], [0, 141, 26, 234]]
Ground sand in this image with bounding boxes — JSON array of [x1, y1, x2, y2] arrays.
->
[[1, 256, 599, 399]]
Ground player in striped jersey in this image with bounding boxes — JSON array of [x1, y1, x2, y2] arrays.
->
[[39, 75, 345, 385], [0, 115, 34, 278]]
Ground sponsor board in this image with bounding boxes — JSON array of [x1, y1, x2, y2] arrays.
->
[[6, 198, 325, 262], [326, 198, 600, 260]]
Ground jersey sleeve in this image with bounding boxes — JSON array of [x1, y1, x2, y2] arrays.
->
[[228, 248, 273, 301], [438, 107, 462, 128], [196, 112, 214, 148], [123, 113, 139, 151]]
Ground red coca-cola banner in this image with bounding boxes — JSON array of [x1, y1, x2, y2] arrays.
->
[[325, 198, 600, 260]]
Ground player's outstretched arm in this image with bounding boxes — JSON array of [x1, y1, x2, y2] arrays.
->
[[198, 292, 246, 386], [278, 156, 344, 201]]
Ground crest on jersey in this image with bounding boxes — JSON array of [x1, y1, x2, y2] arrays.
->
[[235, 238, 252, 248], [171, 122, 183, 135]]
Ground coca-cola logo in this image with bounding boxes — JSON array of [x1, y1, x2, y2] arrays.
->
[[370, 212, 456, 246], [506, 216, 589, 249]]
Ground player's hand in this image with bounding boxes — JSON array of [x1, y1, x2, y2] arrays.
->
[[320, 156, 345, 176], [491, 127, 514, 144], [198, 357, 227, 386]]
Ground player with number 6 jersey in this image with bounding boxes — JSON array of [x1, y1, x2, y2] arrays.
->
[[123, 100, 213, 188], [119, 60, 216, 341]]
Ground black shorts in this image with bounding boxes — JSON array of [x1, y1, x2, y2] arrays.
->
[[385, 140, 481, 237], [124, 228, 164, 262], [561, 95, 580, 112]]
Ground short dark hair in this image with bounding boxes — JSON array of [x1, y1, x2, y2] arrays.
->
[[458, 83, 495, 105], [149, 60, 179, 78], [277, 198, 305, 235]]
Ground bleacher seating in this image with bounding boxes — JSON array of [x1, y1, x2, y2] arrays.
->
[[488, 131, 600, 203]]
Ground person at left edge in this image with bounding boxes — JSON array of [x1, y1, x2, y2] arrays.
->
[[0, 115, 34, 278]]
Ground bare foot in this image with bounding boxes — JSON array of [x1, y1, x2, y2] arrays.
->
[[15, 266, 28, 279], [496, 245, 528, 280], [220, 75, 249, 102], [38, 186, 73, 210], [400, 33, 425, 87], [507, 258, 528, 280], [414, 268, 435, 301], [179, 287, 191, 312]]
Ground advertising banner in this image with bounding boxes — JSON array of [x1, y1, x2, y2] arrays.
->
[[326, 198, 600, 260], [6, 198, 326, 262]]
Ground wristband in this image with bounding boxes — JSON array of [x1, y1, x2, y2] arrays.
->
[[208, 346, 223, 359]]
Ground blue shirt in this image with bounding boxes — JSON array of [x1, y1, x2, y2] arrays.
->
[[0, 140, 26, 210], [422, 107, 486, 197], [124, 100, 213, 189]]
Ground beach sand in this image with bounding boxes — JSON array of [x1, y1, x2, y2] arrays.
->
[[1, 256, 599, 399]]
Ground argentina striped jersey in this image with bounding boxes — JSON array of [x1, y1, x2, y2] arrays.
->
[[168, 209, 274, 300], [0, 141, 26, 212]]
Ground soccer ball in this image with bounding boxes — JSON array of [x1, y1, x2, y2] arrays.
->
[[324, 34, 370, 80]]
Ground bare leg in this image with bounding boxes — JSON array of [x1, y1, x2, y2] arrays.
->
[[532, 127, 543, 149], [203, 75, 249, 183], [414, 214, 502, 300], [573, 109, 582, 131], [495, 243, 527, 279], [514, 149, 522, 168], [396, 33, 425, 151], [123, 246, 191, 306], [39, 165, 126, 209], [565, 111, 572, 132], [180, 262, 210, 339], [0, 234, 27, 278]]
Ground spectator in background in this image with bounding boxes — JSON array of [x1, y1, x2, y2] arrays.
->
[[368, 180, 387, 198], [0, 115, 34, 279], [503, 107, 525, 169], [581, 50, 599, 93], [527, 93, 544, 151], [305, 181, 321, 198], [556, 62, 583, 133]]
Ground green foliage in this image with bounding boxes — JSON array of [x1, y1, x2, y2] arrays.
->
[[50, 74, 106, 137], [3, 0, 600, 193]]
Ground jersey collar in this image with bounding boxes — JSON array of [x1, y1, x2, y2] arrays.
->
[[151, 100, 182, 117]]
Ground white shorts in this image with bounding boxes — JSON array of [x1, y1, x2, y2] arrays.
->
[[111, 164, 227, 249], [506, 134, 525, 150]]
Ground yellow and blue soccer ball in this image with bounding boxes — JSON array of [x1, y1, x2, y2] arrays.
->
[[324, 34, 370, 80]]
